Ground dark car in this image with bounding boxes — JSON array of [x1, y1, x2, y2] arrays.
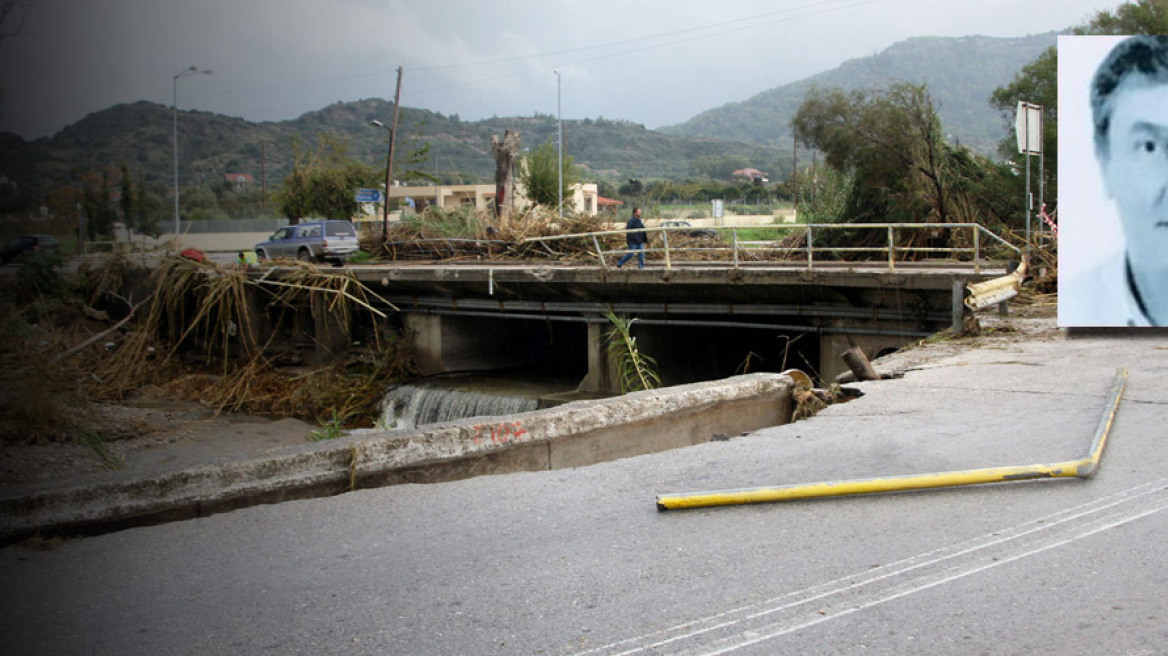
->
[[660, 220, 718, 239], [0, 234, 60, 265]]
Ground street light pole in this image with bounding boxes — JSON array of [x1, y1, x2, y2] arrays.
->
[[554, 69, 563, 218], [173, 66, 213, 240], [371, 120, 393, 241]]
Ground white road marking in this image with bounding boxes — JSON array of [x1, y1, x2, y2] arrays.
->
[[577, 480, 1168, 656]]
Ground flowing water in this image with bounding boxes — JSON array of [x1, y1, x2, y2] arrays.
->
[[377, 385, 541, 430], [374, 371, 582, 430]]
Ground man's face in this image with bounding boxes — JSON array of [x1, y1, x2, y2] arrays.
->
[[1100, 76, 1168, 267]]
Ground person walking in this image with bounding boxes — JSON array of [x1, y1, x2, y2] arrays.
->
[[616, 207, 647, 269]]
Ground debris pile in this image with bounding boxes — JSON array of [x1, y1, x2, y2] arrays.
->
[[0, 250, 416, 447]]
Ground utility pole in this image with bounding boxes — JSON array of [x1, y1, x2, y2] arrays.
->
[[260, 141, 267, 216], [386, 67, 403, 241], [792, 138, 798, 221], [555, 69, 563, 217], [173, 66, 213, 239]]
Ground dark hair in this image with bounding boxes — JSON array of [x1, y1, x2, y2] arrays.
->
[[1092, 36, 1168, 156]]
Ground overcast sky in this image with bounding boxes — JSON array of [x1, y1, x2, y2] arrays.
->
[[0, 0, 1114, 140]]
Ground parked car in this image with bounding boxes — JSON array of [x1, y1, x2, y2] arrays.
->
[[660, 220, 718, 239], [0, 234, 60, 265], [255, 220, 360, 266]]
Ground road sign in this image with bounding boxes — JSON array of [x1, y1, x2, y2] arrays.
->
[[355, 188, 384, 203], [1015, 102, 1042, 155]]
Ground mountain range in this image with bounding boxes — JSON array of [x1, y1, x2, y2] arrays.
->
[[0, 32, 1056, 198]]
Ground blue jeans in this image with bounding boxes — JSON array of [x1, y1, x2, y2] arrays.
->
[[617, 243, 645, 269]]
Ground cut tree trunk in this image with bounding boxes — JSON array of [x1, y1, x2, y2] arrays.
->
[[841, 345, 880, 382], [491, 130, 521, 226]]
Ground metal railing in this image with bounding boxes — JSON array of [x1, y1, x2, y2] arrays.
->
[[524, 222, 1021, 273]]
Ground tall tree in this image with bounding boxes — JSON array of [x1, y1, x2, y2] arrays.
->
[[1074, 0, 1168, 34], [81, 170, 118, 240], [792, 82, 956, 225], [120, 164, 134, 230], [134, 174, 161, 237], [519, 140, 579, 210], [278, 133, 380, 223]]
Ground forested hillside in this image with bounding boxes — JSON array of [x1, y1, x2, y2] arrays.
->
[[659, 33, 1056, 154], [0, 32, 1054, 219], [0, 99, 791, 197]]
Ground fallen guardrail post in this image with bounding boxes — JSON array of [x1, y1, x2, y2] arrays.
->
[[965, 256, 1029, 311], [655, 368, 1127, 511]]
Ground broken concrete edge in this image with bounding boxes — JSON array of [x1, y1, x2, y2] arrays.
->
[[0, 372, 797, 545]]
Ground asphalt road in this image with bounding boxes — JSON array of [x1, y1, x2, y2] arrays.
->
[[1, 327, 1166, 655]]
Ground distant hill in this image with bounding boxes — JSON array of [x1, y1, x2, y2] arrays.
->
[[659, 33, 1057, 154], [0, 100, 792, 196], [0, 32, 1055, 203]]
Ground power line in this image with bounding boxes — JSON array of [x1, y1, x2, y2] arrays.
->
[[183, 0, 881, 106]]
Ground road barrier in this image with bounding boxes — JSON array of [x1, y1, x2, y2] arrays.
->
[[527, 222, 1021, 273], [655, 368, 1128, 511]]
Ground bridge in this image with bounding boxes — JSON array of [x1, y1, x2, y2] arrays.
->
[[276, 222, 1020, 393]]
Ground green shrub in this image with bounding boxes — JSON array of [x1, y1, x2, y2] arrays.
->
[[16, 251, 68, 300]]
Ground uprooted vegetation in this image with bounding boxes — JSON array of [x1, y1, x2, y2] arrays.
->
[[371, 203, 1028, 266], [0, 249, 416, 447], [373, 204, 801, 263]]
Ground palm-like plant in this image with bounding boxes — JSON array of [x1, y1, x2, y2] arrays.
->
[[604, 310, 661, 393]]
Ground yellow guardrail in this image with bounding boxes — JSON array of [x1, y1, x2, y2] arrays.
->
[[655, 368, 1127, 511], [965, 257, 1029, 310], [524, 222, 1021, 273]]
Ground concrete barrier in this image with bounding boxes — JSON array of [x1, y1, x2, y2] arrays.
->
[[0, 373, 795, 543]]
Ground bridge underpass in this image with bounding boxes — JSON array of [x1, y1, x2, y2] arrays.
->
[[335, 261, 996, 392]]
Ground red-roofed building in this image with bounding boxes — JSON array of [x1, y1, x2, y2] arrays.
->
[[225, 173, 254, 190], [731, 168, 769, 183], [598, 196, 624, 215]]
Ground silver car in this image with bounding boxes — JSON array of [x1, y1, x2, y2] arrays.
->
[[255, 220, 360, 265]]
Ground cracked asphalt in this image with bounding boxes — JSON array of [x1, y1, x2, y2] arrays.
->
[[2, 314, 1167, 655]]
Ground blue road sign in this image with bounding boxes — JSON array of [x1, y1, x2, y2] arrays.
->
[[355, 189, 384, 203]]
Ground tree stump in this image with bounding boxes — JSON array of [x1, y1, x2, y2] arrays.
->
[[491, 130, 521, 225]]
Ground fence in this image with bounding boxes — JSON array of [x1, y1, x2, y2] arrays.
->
[[526, 222, 1021, 273], [159, 218, 290, 235]]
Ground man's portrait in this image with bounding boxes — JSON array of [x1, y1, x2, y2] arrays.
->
[[1059, 35, 1168, 327]]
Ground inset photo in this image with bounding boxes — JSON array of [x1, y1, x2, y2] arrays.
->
[[1059, 35, 1168, 327]]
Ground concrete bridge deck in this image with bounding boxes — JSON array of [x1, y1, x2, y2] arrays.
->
[[327, 259, 1006, 385]]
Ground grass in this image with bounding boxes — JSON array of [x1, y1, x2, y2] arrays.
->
[[78, 431, 124, 470], [307, 410, 345, 442]]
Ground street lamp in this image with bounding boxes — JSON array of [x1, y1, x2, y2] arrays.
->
[[370, 119, 394, 240], [554, 69, 563, 218], [173, 66, 213, 240]]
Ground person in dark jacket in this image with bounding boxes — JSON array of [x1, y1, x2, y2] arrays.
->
[[616, 207, 647, 269]]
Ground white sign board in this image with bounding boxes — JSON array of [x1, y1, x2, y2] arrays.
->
[[1015, 102, 1043, 155]]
